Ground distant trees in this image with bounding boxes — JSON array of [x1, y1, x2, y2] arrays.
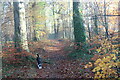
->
[[13, 1, 29, 52], [0, 2, 3, 53], [0, 24, 2, 53], [0, 1, 118, 53], [103, 0, 109, 38], [118, 1, 120, 36], [73, 1, 86, 49], [93, 2, 98, 35]]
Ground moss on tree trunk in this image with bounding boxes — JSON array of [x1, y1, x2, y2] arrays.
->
[[73, 2, 86, 51]]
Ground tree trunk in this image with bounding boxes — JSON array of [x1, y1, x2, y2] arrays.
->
[[0, 3, 3, 53], [13, 1, 29, 52], [73, 2, 86, 49], [0, 3, 3, 54], [104, 0, 109, 38], [56, 18, 60, 38], [118, 1, 120, 66], [53, 2, 57, 39], [94, 15, 98, 35], [118, 1, 120, 40], [0, 3, 2, 79], [87, 23, 91, 39]]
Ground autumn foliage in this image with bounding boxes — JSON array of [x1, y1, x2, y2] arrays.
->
[[85, 34, 120, 78]]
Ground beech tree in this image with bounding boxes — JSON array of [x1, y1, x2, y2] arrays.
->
[[13, 0, 29, 52], [73, 1, 86, 50]]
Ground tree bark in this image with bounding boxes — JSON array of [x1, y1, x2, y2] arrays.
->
[[52, 2, 57, 39], [0, 3, 3, 54], [94, 15, 98, 35], [73, 2, 86, 48], [118, 1, 120, 39], [87, 23, 91, 39], [13, 1, 29, 52], [104, 0, 109, 38]]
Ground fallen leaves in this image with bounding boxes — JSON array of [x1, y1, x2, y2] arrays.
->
[[2, 40, 93, 78], [84, 62, 93, 68]]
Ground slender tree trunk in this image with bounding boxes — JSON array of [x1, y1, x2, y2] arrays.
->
[[118, 1, 120, 39], [87, 23, 91, 39], [68, 2, 71, 39], [62, 15, 65, 39], [13, 1, 29, 52], [104, 0, 109, 38], [0, 3, 3, 79], [0, 3, 2, 54], [93, 2, 99, 35], [56, 19, 60, 38], [0, 25, 2, 54], [45, 4, 52, 34], [117, 1, 120, 72], [53, 3, 57, 39], [94, 15, 98, 35], [32, 15, 37, 41], [64, 20, 67, 38], [32, 2, 37, 41]]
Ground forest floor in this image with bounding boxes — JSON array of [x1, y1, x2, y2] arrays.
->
[[35, 40, 93, 78], [2, 33, 120, 79], [2, 39, 94, 78]]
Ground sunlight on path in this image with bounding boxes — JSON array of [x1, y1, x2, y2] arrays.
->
[[44, 40, 64, 52], [45, 47, 61, 51], [35, 40, 68, 78]]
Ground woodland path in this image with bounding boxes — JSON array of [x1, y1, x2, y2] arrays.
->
[[34, 40, 92, 78], [35, 40, 70, 78], [4, 40, 92, 78]]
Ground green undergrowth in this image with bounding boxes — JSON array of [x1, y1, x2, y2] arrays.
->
[[64, 46, 74, 52], [68, 50, 93, 61]]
